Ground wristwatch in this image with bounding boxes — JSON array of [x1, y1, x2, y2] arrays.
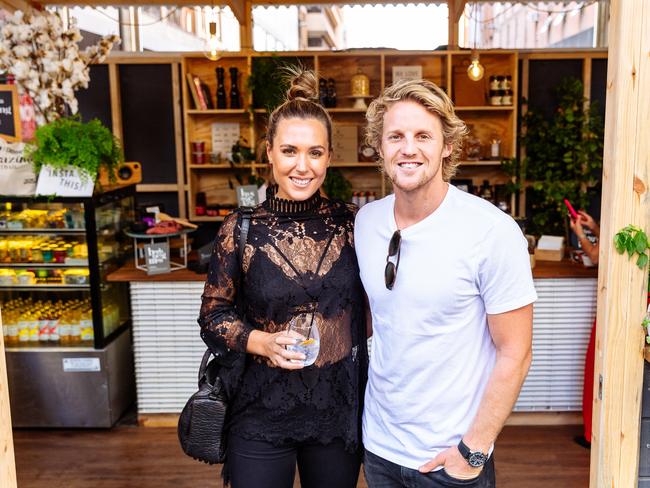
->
[[457, 439, 488, 468]]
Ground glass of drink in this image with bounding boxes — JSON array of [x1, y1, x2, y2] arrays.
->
[[286, 312, 320, 367]]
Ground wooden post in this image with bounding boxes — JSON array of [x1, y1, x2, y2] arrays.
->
[[0, 311, 18, 488], [590, 0, 650, 487]]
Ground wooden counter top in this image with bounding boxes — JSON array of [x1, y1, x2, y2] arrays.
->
[[107, 262, 206, 282], [108, 258, 597, 282], [532, 259, 598, 279]]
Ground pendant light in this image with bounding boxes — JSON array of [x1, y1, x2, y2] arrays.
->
[[467, 4, 485, 81], [204, 6, 223, 61], [467, 50, 485, 81]]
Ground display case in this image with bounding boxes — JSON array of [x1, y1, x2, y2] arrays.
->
[[0, 185, 136, 427]]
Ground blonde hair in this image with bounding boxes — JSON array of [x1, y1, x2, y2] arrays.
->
[[266, 67, 333, 151], [365, 79, 468, 181]]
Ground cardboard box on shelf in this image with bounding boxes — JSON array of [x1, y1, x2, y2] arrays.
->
[[534, 235, 565, 262]]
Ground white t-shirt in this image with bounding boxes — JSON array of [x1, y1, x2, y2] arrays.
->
[[355, 184, 537, 470]]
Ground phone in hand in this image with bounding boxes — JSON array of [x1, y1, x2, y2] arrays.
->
[[563, 198, 579, 220]]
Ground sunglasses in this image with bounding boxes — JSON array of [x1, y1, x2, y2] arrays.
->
[[384, 230, 401, 290]]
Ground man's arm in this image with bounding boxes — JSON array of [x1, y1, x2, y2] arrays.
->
[[419, 303, 533, 478]]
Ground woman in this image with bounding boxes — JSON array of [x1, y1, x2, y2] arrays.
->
[[198, 69, 367, 488], [569, 209, 599, 448]]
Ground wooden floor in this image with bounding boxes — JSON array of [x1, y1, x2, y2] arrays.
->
[[13, 425, 590, 487]]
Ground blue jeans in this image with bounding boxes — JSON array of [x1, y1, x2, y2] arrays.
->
[[364, 449, 496, 488]]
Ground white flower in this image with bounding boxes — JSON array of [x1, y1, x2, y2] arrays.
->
[[12, 44, 29, 58], [12, 60, 30, 79]]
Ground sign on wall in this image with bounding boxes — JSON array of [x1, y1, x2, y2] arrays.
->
[[0, 139, 36, 196], [0, 84, 22, 142]]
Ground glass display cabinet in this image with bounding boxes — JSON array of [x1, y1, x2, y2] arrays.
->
[[0, 185, 136, 427]]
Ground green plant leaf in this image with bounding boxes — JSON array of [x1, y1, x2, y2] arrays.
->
[[627, 238, 637, 257], [635, 231, 649, 253], [637, 253, 649, 269], [614, 232, 627, 254]]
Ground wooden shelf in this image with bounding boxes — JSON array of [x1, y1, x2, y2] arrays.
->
[[188, 164, 260, 169], [190, 215, 227, 222], [326, 108, 367, 113], [252, 107, 366, 114], [455, 106, 514, 111], [331, 162, 378, 167], [186, 109, 248, 115]]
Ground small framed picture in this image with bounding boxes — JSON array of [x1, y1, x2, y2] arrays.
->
[[392, 65, 422, 83], [451, 178, 473, 193], [236, 185, 259, 207]]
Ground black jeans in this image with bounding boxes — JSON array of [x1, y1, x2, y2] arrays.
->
[[227, 434, 361, 488], [364, 449, 496, 488]]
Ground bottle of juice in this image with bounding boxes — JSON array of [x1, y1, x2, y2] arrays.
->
[[80, 307, 94, 346], [18, 313, 30, 344], [69, 307, 81, 345], [58, 312, 71, 345]]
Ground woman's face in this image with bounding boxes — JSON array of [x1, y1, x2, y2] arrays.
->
[[267, 117, 330, 201]]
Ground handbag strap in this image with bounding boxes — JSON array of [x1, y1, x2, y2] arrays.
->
[[199, 206, 254, 380]]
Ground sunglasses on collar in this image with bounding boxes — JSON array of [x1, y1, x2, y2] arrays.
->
[[384, 230, 401, 290]]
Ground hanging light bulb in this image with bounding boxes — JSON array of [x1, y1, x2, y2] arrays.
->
[[204, 20, 222, 61], [467, 50, 485, 81]]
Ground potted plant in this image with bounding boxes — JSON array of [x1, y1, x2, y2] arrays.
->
[[502, 77, 604, 239], [25, 116, 123, 195]]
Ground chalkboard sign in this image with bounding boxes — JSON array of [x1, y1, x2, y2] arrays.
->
[[0, 84, 21, 142]]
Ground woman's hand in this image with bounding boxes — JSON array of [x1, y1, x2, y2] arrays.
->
[[577, 210, 600, 237], [569, 215, 585, 237], [247, 329, 307, 370]]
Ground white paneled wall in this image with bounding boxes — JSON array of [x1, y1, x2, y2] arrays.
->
[[514, 278, 598, 411], [129, 278, 597, 414], [130, 282, 206, 414]]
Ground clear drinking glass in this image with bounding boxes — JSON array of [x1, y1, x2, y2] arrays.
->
[[286, 312, 320, 367]]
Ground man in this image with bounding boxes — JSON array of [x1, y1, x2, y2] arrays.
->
[[355, 79, 536, 487]]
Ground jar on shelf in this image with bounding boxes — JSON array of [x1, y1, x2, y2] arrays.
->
[[489, 89, 503, 106], [464, 126, 482, 160], [350, 68, 370, 97], [502, 75, 512, 90], [501, 89, 513, 106], [489, 76, 499, 91]]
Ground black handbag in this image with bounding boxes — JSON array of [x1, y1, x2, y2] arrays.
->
[[178, 207, 253, 464]]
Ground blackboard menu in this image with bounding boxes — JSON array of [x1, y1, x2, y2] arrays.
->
[[0, 84, 21, 142]]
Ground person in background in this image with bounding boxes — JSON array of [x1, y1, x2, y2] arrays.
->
[[569, 209, 600, 448], [355, 79, 537, 488], [198, 68, 367, 488], [569, 209, 600, 266]]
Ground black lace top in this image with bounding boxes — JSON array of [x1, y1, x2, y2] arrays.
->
[[198, 188, 368, 451]]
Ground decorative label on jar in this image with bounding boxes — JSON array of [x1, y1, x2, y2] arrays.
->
[[501, 90, 513, 106], [489, 90, 502, 106]]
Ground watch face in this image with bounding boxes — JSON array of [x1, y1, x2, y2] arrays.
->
[[468, 452, 487, 468]]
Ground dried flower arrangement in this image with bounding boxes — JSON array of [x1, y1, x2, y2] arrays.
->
[[0, 9, 119, 125]]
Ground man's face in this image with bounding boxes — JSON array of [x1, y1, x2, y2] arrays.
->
[[380, 100, 452, 194]]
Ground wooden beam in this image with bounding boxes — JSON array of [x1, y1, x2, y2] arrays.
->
[[453, 0, 467, 22], [0, 312, 17, 488], [590, 0, 650, 487], [0, 0, 35, 11], [227, 0, 245, 25], [447, 0, 458, 48], [239, 0, 252, 50]]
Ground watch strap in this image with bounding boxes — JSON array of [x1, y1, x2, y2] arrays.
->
[[457, 439, 488, 468]]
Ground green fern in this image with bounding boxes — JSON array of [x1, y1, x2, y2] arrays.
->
[[25, 116, 123, 181]]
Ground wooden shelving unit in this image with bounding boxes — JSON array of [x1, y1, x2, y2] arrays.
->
[[181, 50, 519, 221]]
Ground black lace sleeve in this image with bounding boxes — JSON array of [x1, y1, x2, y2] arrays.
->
[[197, 212, 254, 354]]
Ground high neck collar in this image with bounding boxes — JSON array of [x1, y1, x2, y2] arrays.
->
[[264, 185, 323, 216]]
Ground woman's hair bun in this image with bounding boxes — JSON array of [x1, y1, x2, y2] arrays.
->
[[285, 67, 319, 102]]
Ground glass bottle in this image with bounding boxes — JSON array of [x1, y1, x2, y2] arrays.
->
[[215, 67, 227, 109], [319, 78, 328, 107], [326, 78, 337, 108], [479, 180, 493, 202], [229, 67, 241, 109]]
